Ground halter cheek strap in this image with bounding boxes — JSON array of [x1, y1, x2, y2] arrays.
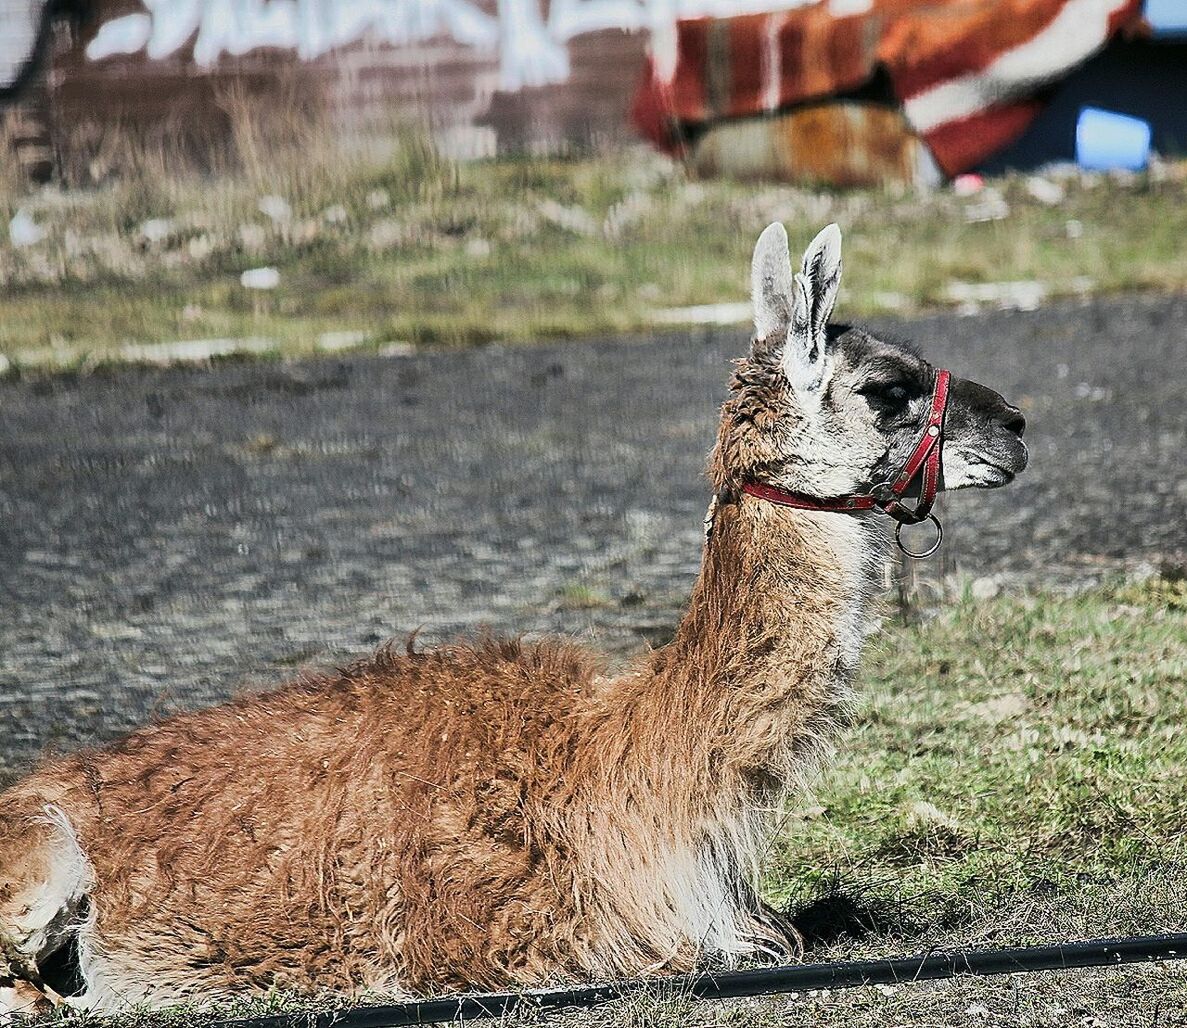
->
[[741, 369, 952, 558]]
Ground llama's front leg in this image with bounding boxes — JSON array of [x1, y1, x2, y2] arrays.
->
[[0, 798, 94, 1017], [0, 976, 53, 1023]]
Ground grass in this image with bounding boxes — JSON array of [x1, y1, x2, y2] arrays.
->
[[774, 573, 1187, 915], [4, 125, 1187, 370], [758, 573, 1187, 1024], [24, 575, 1187, 1026]]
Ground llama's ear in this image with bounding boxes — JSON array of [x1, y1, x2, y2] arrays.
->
[[750, 222, 794, 358], [783, 223, 842, 392]]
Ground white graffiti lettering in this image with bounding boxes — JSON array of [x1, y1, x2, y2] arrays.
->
[[85, 0, 815, 91]]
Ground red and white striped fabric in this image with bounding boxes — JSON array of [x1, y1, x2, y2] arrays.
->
[[632, 0, 1145, 176]]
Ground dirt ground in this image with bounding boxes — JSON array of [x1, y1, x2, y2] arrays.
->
[[0, 294, 1184, 777]]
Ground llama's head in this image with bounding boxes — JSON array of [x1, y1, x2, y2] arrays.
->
[[710, 222, 1028, 501]]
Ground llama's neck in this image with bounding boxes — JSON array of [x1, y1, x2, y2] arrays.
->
[[593, 494, 882, 790], [644, 494, 880, 784]]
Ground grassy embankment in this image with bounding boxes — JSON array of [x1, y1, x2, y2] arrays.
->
[[2, 126, 1187, 370]]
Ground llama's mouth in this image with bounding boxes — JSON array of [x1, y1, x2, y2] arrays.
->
[[960, 462, 1015, 488], [977, 465, 1015, 487], [940, 450, 1023, 490]]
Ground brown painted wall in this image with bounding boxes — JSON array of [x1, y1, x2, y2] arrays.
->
[[34, 0, 652, 162]]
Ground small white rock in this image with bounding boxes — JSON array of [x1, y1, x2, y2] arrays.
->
[[322, 204, 349, 225], [1065, 219, 1084, 239], [379, 341, 415, 357], [240, 266, 280, 290], [317, 330, 367, 352], [257, 195, 292, 223], [366, 189, 391, 210], [367, 219, 405, 250], [1074, 382, 1110, 402], [651, 302, 752, 326], [119, 336, 276, 364], [537, 199, 598, 236], [0, 353, 11, 377], [9, 209, 46, 247], [964, 191, 1010, 223], [971, 576, 1002, 600], [966, 1003, 990, 1017], [944, 280, 1046, 312], [187, 234, 215, 261], [140, 218, 173, 243], [465, 237, 492, 258], [1025, 176, 1065, 205]]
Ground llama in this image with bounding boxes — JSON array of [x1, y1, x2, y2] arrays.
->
[[0, 222, 1027, 1017]]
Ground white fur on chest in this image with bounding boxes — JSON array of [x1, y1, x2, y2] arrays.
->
[[798, 510, 883, 677]]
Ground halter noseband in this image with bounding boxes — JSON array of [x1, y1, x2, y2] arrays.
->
[[741, 369, 952, 559]]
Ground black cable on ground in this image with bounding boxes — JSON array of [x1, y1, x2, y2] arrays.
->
[[213, 932, 1187, 1028]]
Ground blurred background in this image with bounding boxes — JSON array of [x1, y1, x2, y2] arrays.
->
[[1, 0, 1185, 741], [2, 0, 1187, 363], [4, 0, 1187, 182]]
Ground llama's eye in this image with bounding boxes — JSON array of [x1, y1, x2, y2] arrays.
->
[[860, 381, 911, 406]]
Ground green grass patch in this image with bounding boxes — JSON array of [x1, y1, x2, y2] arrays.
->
[[772, 576, 1187, 929], [4, 141, 1187, 370]]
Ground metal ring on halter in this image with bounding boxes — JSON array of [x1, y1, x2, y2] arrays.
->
[[895, 514, 943, 559]]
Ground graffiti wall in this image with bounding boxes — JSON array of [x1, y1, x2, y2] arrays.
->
[[1, 0, 48, 92], [3, 0, 817, 159]]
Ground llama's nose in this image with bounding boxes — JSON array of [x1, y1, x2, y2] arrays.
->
[[1000, 405, 1026, 437]]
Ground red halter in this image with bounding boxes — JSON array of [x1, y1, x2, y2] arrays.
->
[[741, 369, 952, 558]]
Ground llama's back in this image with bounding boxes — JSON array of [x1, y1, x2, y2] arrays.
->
[[0, 637, 608, 1007]]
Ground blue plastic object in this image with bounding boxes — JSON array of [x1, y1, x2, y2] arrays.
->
[[1076, 107, 1152, 171], [1145, 0, 1187, 37]]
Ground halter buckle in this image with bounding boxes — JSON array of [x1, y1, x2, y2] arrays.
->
[[895, 514, 943, 559]]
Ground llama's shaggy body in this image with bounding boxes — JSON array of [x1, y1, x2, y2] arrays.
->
[[0, 497, 877, 1009], [1, 222, 1025, 1015]]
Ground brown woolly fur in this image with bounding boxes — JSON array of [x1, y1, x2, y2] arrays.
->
[[710, 349, 798, 500], [0, 222, 1027, 1016], [0, 498, 864, 1007], [0, 507, 855, 1004]]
